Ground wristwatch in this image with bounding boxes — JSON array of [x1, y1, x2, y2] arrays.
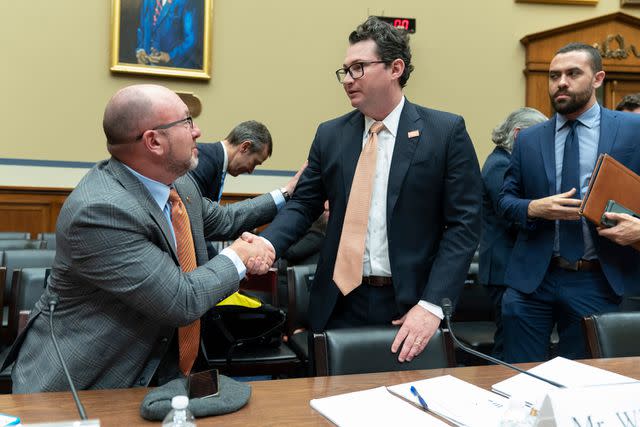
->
[[280, 187, 291, 202]]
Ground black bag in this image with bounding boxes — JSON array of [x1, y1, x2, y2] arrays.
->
[[200, 292, 286, 365]]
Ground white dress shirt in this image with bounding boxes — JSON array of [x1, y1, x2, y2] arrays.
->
[[362, 97, 443, 319]]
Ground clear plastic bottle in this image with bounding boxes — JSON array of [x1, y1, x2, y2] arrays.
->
[[500, 397, 535, 427], [162, 395, 196, 427]]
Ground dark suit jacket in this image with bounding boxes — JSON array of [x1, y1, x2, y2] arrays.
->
[[479, 147, 516, 286], [136, 0, 201, 69], [261, 100, 482, 331], [9, 157, 277, 392], [189, 142, 224, 201], [498, 107, 640, 295]]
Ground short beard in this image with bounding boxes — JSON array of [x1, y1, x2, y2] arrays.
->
[[166, 135, 198, 177], [551, 86, 592, 116]]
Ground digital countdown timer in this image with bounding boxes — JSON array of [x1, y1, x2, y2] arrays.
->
[[374, 16, 416, 33]]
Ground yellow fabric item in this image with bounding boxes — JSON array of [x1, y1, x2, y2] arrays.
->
[[216, 291, 262, 308]]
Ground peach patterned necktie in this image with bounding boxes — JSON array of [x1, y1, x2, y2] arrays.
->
[[169, 188, 200, 375], [332, 121, 385, 295]]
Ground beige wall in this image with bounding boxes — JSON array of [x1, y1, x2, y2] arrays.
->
[[1, 0, 639, 186]]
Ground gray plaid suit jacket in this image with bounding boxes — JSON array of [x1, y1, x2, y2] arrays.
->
[[8, 157, 277, 392]]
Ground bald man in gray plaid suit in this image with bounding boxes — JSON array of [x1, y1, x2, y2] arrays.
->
[[5, 85, 282, 392]]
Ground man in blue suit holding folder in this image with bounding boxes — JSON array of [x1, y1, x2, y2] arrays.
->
[[498, 43, 640, 363]]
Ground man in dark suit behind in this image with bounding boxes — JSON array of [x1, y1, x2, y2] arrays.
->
[[189, 121, 274, 203], [479, 107, 546, 359], [498, 43, 640, 363], [261, 17, 482, 362]]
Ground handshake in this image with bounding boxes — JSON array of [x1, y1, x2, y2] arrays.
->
[[229, 232, 275, 275]]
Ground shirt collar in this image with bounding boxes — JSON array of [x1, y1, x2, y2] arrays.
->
[[220, 141, 229, 175], [364, 96, 405, 138], [556, 102, 600, 131], [122, 164, 171, 211]]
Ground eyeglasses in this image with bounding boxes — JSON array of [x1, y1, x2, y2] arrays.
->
[[136, 116, 194, 140], [335, 61, 387, 83]]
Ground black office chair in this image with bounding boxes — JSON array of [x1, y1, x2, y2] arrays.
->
[[451, 280, 497, 366], [285, 264, 316, 366], [0, 240, 46, 251], [0, 267, 48, 393], [1, 250, 55, 346], [0, 233, 30, 240], [36, 232, 56, 250], [583, 312, 640, 358], [313, 325, 455, 376]]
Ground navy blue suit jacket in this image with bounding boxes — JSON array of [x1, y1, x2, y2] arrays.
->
[[261, 100, 482, 331], [136, 0, 201, 69], [188, 142, 224, 201], [498, 107, 640, 295], [479, 147, 516, 286]]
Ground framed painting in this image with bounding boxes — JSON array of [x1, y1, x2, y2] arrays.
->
[[621, 0, 640, 6], [110, 0, 212, 80], [515, 0, 598, 4]]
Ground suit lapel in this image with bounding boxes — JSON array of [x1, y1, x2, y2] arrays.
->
[[341, 112, 366, 197], [387, 101, 420, 217], [156, 0, 174, 27], [597, 108, 619, 156], [107, 158, 179, 261], [540, 117, 557, 195]]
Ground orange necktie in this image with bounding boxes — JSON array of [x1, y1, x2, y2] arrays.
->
[[169, 188, 200, 375], [333, 121, 385, 295]]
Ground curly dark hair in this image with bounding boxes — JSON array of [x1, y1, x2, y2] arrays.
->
[[616, 93, 640, 112], [348, 16, 414, 88]]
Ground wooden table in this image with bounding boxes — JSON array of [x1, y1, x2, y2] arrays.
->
[[3, 357, 639, 426]]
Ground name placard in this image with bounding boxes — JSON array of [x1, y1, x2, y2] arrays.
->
[[536, 382, 640, 427]]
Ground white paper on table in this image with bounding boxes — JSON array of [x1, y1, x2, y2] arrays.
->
[[491, 356, 639, 406], [387, 375, 509, 427], [310, 386, 449, 427]]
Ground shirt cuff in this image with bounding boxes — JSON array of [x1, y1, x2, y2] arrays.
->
[[418, 300, 444, 320], [270, 189, 286, 210], [219, 247, 246, 280]]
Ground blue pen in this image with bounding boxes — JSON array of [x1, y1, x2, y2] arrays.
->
[[410, 385, 429, 411]]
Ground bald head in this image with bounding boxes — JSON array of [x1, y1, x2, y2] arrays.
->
[[103, 84, 180, 147]]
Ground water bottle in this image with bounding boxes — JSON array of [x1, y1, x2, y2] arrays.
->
[[499, 397, 535, 427], [162, 395, 196, 427]]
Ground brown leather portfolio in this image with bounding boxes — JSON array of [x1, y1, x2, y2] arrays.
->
[[580, 154, 640, 250]]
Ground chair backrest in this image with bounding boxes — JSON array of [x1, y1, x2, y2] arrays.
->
[[451, 282, 495, 322], [36, 232, 56, 250], [0, 240, 47, 251], [286, 264, 316, 333], [7, 267, 48, 341], [583, 312, 640, 358], [0, 232, 30, 240], [2, 249, 56, 313], [313, 325, 456, 376]]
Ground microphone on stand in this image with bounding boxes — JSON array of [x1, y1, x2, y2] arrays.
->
[[441, 298, 565, 389], [48, 294, 90, 421]]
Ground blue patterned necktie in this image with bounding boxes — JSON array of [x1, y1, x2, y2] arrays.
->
[[559, 120, 584, 263], [217, 171, 226, 202]]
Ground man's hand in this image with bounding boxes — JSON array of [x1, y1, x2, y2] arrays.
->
[[598, 212, 640, 247], [229, 232, 275, 274], [390, 304, 441, 362], [136, 49, 150, 65], [148, 49, 171, 65], [283, 161, 308, 196], [527, 188, 582, 220]]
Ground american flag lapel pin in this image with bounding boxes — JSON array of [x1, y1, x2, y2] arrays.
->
[[408, 130, 420, 139]]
